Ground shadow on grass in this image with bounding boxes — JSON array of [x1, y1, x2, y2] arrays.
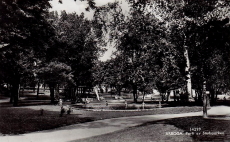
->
[[17, 100, 52, 106], [141, 116, 230, 142], [20, 94, 51, 100], [0, 95, 9, 100], [0, 100, 52, 107], [0, 107, 93, 135]]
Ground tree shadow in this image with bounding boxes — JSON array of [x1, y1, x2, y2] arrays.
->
[[0, 107, 93, 135], [142, 116, 230, 142]]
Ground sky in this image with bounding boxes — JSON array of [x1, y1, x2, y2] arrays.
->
[[49, 0, 116, 19], [49, 0, 129, 61]]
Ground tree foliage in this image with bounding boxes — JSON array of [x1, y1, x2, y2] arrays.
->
[[0, 0, 54, 106], [49, 11, 102, 87]]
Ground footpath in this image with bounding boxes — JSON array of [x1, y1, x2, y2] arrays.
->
[[0, 106, 229, 142]]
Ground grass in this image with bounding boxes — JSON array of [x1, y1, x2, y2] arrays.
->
[[1, 94, 229, 142], [0, 107, 93, 135], [73, 116, 230, 142], [0, 104, 203, 135], [76, 106, 203, 119], [0, 92, 212, 137], [162, 116, 230, 141], [72, 124, 193, 142]]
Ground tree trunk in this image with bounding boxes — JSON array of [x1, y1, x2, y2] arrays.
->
[[161, 93, 163, 102], [117, 85, 121, 96], [12, 78, 20, 107], [210, 88, 214, 104], [5, 83, 10, 96], [10, 84, 13, 103], [105, 86, 108, 93], [142, 91, 145, 103], [207, 93, 210, 108], [133, 84, 137, 103], [203, 81, 208, 118], [56, 84, 60, 99], [183, 32, 192, 100], [193, 90, 197, 102], [43, 84, 46, 92], [37, 81, 40, 99], [49, 83, 55, 104], [33, 83, 36, 93], [215, 88, 218, 101], [161, 93, 165, 102], [166, 91, 170, 102], [195, 89, 202, 104], [22, 84, 24, 96], [184, 47, 192, 99], [142, 91, 145, 109], [173, 90, 176, 102], [210, 86, 218, 105]]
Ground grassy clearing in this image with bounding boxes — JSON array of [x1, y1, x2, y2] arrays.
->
[[73, 116, 230, 142], [77, 107, 203, 120], [0, 105, 202, 135], [162, 116, 230, 141], [0, 107, 93, 135], [72, 123, 193, 142]]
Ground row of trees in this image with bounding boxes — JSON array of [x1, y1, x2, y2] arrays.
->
[[0, 0, 103, 106], [92, 0, 230, 117], [1, 0, 230, 118], [1, 0, 54, 106]]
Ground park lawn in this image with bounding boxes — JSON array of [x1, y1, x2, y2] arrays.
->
[[0, 107, 93, 135], [73, 116, 230, 142], [162, 116, 230, 141], [76, 106, 203, 120], [0, 105, 203, 135]]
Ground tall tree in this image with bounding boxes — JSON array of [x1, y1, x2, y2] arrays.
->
[[93, 1, 187, 103], [37, 61, 73, 103], [163, 0, 230, 117], [53, 11, 102, 87], [0, 0, 54, 106]]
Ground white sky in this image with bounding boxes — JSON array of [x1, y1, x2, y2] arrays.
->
[[49, 0, 129, 61], [49, 0, 116, 19]]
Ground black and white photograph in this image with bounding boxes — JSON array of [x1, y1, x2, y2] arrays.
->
[[0, 0, 230, 142]]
